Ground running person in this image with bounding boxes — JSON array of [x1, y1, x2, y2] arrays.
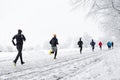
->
[[12, 29, 26, 66], [49, 34, 59, 59], [90, 39, 96, 51], [77, 38, 83, 54]]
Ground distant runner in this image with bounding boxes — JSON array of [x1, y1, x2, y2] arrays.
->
[[90, 39, 96, 51], [98, 41, 102, 50], [77, 37, 83, 54], [49, 34, 59, 59]]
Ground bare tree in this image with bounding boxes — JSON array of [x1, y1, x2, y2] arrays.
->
[[70, 0, 120, 14], [70, 0, 120, 41]]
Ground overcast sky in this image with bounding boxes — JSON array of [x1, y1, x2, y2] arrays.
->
[[0, 0, 104, 47]]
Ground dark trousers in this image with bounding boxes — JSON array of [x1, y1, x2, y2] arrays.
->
[[14, 44, 24, 64], [99, 46, 102, 50], [92, 46, 95, 51], [79, 46, 82, 53], [51, 47, 57, 59], [54, 50, 57, 59]]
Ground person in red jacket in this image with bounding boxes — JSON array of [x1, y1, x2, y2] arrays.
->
[[98, 41, 102, 50]]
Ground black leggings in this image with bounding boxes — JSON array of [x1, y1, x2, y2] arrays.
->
[[79, 46, 82, 53], [14, 45, 24, 64]]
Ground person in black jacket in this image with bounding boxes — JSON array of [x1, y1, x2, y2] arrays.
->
[[77, 38, 83, 54], [50, 34, 58, 59], [12, 29, 26, 66], [90, 39, 96, 51], [111, 41, 114, 49]]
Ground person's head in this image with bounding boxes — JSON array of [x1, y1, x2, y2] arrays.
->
[[79, 37, 82, 41], [92, 39, 94, 41], [53, 34, 56, 37], [18, 29, 22, 34]]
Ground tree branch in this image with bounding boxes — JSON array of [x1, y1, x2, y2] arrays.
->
[[111, 0, 120, 12]]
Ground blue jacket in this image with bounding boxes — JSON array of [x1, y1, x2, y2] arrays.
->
[[107, 42, 111, 47]]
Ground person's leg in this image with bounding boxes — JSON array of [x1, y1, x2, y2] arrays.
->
[[53, 47, 57, 59], [51, 47, 54, 54], [19, 45, 24, 64], [100, 46, 102, 50], [14, 45, 20, 64], [20, 52, 24, 64], [108, 46, 110, 49], [80, 46, 82, 53], [92, 46, 94, 51], [14, 53, 20, 64]]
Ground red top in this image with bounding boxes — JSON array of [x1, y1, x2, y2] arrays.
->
[[99, 42, 102, 46]]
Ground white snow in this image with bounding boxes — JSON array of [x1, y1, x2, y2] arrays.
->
[[0, 46, 120, 80]]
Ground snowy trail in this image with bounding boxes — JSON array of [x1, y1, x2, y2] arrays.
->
[[1, 53, 100, 80], [0, 48, 111, 80]]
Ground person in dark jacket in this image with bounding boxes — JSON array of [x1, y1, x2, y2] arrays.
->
[[90, 39, 96, 51], [12, 29, 26, 66], [111, 41, 114, 49], [77, 37, 83, 54], [49, 34, 58, 59]]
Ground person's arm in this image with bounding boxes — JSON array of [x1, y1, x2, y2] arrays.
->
[[90, 42, 91, 45], [50, 39, 52, 44], [56, 39, 59, 45], [77, 41, 79, 45], [23, 35, 26, 41], [12, 35, 16, 46]]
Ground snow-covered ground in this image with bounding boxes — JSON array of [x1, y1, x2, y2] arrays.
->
[[0, 46, 120, 80]]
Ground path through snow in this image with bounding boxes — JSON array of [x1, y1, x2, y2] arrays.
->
[[0, 47, 120, 80]]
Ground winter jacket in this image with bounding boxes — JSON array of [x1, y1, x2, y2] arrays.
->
[[90, 40, 96, 46], [107, 42, 111, 47], [98, 42, 102, 46], [50, 37, 58, 47], [12, 34, 26, 45], [77, 40, 83, 47]]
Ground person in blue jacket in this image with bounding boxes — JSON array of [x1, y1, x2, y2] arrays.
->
[[107, 41, 112, 49]]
